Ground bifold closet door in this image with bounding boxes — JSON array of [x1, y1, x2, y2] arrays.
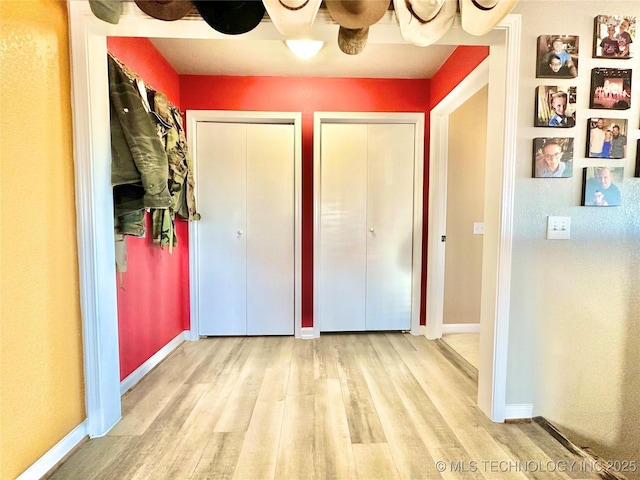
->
[[319, 124, 368, 332], [319, 122, 414, 332], [196, 122, 294, 336], [365, 123, 414, 330]]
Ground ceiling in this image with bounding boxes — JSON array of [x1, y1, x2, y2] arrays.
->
[[148, 9, 457, 79]]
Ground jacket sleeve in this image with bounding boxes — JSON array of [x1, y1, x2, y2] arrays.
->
[[108, 56, 171, 209]]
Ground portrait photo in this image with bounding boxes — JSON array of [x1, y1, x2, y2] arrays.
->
[[535, 86, 577, 127], [593, 15, 636, 58], [589, 68, 632, 110], [533, 137, 574, 178], [582, 166, 623, 206], [536, 35, 579, 78], [586, 118, 628, 159]]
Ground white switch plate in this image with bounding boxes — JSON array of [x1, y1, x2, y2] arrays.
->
[[547, 216, 570, 240], [473, 222, 484, 235]]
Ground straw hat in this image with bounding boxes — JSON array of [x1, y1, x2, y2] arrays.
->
[[135, 1, 195, 21], [262, 0, 323, 37], [459, 0, 518, 36], [393, 0, 457, 47]]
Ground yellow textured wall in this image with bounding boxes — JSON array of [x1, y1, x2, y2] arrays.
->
[[0, 1, 86, 479]]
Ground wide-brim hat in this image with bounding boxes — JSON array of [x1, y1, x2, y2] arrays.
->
[[135, 0, 195, 21], [194, 1, 266, 35], [263, 0, 322, 37], [393, 0, 457, 47], [459, 0, 518, 36], [338, 26, 369, 55], [89, 0, 123, 24], [325, 0, 390, 29]]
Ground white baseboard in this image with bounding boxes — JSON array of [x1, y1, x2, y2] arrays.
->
[[120, 331, 187, 395], [300, 327, 315, 339], [16, 420, 88, 480], [442, 323, 481, 334], [504, 403, 533, 420]]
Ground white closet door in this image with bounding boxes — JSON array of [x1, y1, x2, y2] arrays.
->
[[246, 124, 294, 335], [197, 122, 247, 335], [319, 122, 415, 332], [319, 123, 368, 332], [366, 123, 414, 330]]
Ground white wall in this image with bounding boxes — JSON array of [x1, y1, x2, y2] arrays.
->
[[508, 0, 640, 470]]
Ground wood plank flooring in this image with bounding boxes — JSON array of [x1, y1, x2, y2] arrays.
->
[[48, 333, 603, 480]]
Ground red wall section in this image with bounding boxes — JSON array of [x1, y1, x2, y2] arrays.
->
[[108, 37, 189, 380], [181, 76, 430, 328], [107, 37, 181, 106], [116, 219, 190, 379], [429, 45, 489, 110]]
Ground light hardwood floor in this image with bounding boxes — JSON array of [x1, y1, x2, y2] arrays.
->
[[49, 333, 602, 480]]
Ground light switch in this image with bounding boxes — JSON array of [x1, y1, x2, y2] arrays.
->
[[547, 216, 570, 240], [473, 222, 484, 235]]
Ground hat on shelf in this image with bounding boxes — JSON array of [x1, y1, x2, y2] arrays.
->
[[135, 0, 195, 21], [459, 0, 518, 36], [338, 27, 369, 55], [262, 0, 323, 37], [325, 0, 390, 55], [194, 0, 266, 35], [393, 0, 457, 47], [89, 0, 123, 24]]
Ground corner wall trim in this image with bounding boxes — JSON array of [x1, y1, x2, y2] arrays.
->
[[441, 323, 481, 334], [15, 420, 88, 480], [300, 327, 316, 339], [504, 403, 533, 420], [120, 331, 188, 395]]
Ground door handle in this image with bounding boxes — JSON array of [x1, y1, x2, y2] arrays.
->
[[237, 230, 243, 236], [369, 227, 375, 233]]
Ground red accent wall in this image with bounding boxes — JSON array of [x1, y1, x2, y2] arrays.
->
[[108, 37, 189, 380], [430, 45, 490, 110], [181, 76, 431, 328]]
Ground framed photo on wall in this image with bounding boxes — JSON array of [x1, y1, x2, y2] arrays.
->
[[593, 15, 636, 58], [582, 167, 623, 206], [536, 35, 579, 78], [535, 86, 577, 127], [589, 68, 632, 109], [586, 118, 628, 158], [533, 137, 574, 178], [635, 140, 640, 177]]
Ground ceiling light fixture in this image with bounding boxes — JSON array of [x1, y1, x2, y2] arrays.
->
[[285, 40, 324, 59]]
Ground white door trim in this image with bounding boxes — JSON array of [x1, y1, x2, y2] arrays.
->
[[426, 16, 521, 422], [313, 112, 425, 338], [186, 110, 303, 339]]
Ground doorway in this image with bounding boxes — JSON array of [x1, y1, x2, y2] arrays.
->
[[68, 3, 521, 436], [440, 85, 488, 373]]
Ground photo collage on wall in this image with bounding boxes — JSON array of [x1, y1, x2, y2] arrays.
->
[[534, 15, 637, 207]]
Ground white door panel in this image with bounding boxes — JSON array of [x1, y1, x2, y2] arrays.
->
[[366, 124, 414, 330], [197, 121, 295, 336], [197, 122, 247, 335], [246, 124, 295, 335], [319, 124, 368, 332], [319, 122, 415, 332]]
